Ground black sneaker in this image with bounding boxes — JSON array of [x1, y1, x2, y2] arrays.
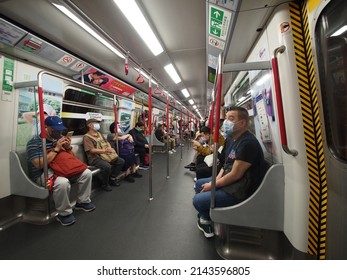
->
[[75, 202, 96, 212], [56, 214, 76, 226], [131, 172, 142, 178], [102, 184, 113, 191], [197, 218, 214, 238], [139, 164, 149, 170], [124, 175, 135, 183], [109, 179, 120, 187], [184, 162, 196, 169]]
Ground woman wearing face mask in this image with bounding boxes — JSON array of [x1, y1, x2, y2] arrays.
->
[[128, 121, 150, 169], [83, 119, 125, 191]]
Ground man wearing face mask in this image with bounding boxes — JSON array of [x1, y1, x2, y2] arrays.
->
[[83, 119, 125, 191], [128, 121, 150, 169], [26, 116, 95, 226], [193, 106, 267, 238]]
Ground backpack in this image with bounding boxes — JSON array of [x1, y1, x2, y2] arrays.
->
[[118, 139, 135, 156]]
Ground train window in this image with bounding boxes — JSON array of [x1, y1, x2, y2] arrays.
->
[[316, 0, 347, 161], [62, 88, 114, 135]]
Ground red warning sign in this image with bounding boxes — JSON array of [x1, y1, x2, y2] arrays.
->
[[280, 22, 290, 33]]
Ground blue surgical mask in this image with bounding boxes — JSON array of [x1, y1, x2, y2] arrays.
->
[[93, 123, 100, 131], [222, 120, 234, 138]]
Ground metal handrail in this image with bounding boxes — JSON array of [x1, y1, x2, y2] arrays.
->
[[272, 46, 298, 157]]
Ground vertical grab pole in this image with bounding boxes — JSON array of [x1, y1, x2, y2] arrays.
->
[[113, 97, 119, 154], [166, 93, 170, 179], [208, 101, 215, 146], [210, 52, 223, 209], [148, 77, 153, 200], [37, 71, 51, 217], [180, 109, 183, 160]]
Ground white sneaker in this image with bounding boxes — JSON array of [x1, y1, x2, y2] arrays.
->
[[169, 151, 173, 154], [171, 149, 176, 152]]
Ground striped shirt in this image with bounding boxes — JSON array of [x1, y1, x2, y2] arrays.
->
[[26, 136, 57, 181]]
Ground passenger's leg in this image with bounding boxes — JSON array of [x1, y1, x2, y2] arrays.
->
[[135, 146, 146, 165], [111, 156, 125, 179], [91, 157, 112, 189], [74, 168, 92, 204], [193, 189, 238, 221], [52, 176, 73, 216]]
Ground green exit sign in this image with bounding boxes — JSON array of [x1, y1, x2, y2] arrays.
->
[[209, 4, 232, 41]]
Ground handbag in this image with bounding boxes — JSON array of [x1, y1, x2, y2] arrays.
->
[[49, 149, 88, 178], [85, 133, 118, 163], [203, 154, 214, 167]]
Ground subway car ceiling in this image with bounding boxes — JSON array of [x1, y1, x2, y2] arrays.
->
[[0, 0, 289, 118]]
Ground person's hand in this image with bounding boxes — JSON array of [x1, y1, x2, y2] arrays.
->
[[201, 182, 212, 192], [105, 147, 114, 154], [62, 136, 72, 150], [55, 137, 69, 151]]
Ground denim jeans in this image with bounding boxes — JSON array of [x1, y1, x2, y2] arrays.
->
[[193, 177, 240, 220]]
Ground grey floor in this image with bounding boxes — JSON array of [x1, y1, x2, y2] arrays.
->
[[0, 145, 221, 260]]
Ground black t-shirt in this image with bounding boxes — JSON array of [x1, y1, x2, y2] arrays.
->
[[154, 128, 165, 142], [222, 131, 266, 200]]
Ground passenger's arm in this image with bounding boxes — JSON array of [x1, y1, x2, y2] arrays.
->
[[216, 160, 251, 188], [200, 160, 251, 192], [31, 137, 66, 169]]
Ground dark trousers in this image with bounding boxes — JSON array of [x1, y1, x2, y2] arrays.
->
[[91, 156, 124, 187], [135, 146, 149, 165]]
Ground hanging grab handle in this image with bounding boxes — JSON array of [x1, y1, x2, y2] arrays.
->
[[272, 46, 298, 157]]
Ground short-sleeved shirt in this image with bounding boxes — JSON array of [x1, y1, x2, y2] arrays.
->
[[26, 136, 57, 181], [222, 131, 266, 199], [83, 133, 110, 165]]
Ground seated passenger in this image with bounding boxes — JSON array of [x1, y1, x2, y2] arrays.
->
[[128, 121, 149, 169], [107, 122, 142, 182], [26, 116, 95, 226], [83, 119, 125, 191], [195, 120, 226, 180], [192, 107, 267, 238], [184, 126, 211, 170], [154, 123, 176, 154]]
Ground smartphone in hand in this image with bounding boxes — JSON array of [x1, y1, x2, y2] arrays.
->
[[66, 131, 74, 138]]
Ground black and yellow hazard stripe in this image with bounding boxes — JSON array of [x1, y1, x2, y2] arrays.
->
[[289, 0, 328, 259]]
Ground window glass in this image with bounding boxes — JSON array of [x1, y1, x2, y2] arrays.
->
[[316, 0, 347, 161], [62, 88, 114, 135]]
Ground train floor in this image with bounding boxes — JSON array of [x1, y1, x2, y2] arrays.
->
[[0, 144, 221, 260]]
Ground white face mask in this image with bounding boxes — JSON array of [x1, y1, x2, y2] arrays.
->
[[93, 123, 100, 131]]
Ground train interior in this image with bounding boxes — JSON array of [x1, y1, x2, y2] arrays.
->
[[0, 0, 346, 260]]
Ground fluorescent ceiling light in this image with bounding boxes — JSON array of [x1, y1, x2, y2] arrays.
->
[[331, 25, 347, 37], [165, 64, 181, 84], [113, 0, 163, 56], [53, 4, 124, 58], [193, 105, 197, 109], [188, 99, 194, 105], [181, 88, 190, 98]]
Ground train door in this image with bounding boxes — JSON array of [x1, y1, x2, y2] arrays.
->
[[314, 0, 347, 259]]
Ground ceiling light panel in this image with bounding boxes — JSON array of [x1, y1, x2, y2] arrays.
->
[[113, 0, 164, 56]]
